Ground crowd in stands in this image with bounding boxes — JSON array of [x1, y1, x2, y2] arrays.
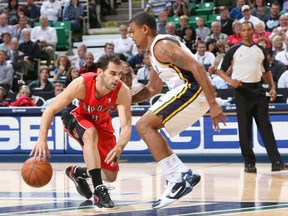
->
[[1, 0, 288, 107]]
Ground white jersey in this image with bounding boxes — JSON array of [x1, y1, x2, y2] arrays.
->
[[149, 34, 199, 90]]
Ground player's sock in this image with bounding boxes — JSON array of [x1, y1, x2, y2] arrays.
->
[[169, 153, 190, 173], [75, 167, 89, 178], [158, 156, 182, 183], [89, 169, 103, 189]]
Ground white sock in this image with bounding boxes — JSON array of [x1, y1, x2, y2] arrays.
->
[[158, 156, 182, 183], [169, 154, 190, 174]]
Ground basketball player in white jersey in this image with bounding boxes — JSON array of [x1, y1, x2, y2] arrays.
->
[[129, 11, 226, 209]]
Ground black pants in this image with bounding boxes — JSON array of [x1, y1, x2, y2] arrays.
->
[[234, 82, 282, 165]]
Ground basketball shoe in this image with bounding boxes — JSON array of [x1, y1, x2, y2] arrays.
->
[[94, 184, 115, 208], [181, 169, 201, 187], [65, 166, 92, 199], [152, 179, 192, 209]]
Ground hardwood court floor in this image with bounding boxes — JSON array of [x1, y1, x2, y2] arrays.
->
[[0, 162, 287, 215]]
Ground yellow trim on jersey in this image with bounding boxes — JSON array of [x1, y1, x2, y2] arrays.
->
[[162, 86, 202, 124], [169, 64, 190, 85]]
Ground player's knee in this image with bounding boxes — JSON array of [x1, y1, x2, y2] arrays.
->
[[83, 128, 98, 145], [102, 170, 117, 182], [135, 119, 147, 135]]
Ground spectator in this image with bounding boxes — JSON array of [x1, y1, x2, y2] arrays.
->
[[10, 85, 36, 107], [253, 20, 271, 48], [136, 51, 151, 85], [18, 28, 41, 77], [275, 36, 288, 68], [277, 70, 288, 88], [0, 32, 11, 51], [272, 35, 284, 55], [70, 44, 87, 69], [156, 11, 168, 34], [0, 13, 15, 39], [24, 0, 40, 27], [206, 38, 219, 56], [182, 26, 196, 53], [8, 0, 19, 25], [0, 49, 14, 92], [28, 67, 53, 92], [40, 0, 62, 22], [173, 0, 189, 17], [219, 6, 234, 36], [269, 15, 288, 45], [144, 0, 172, 17], [6, 37, 24, 73], [127, 45, 146, 69], [195, 16, 211, 41], [14, 15, 31, 44], [227, 21, 242, 45], [229, 0, 245, 20], [251, 0, 271, 21], [265, 48, 286, 85], [214, 0, 236, 11], [62, 0, 84, 32], [42, 82, 64, 107], [205, 21, 228, 43], [175, 15, 190, 38], [120, 60, 137, 90], [31, 16, 57, 66], [194, 40, 215, 72], [114, 24, 134, 59], [165, 22, 178, 37], [239, 5, 261, 26], [257, 36, 269, 48], [65, 66, 79, 87], [0, 86, 8, 107], [263, 2, 280, 32], [88, 0, 101, 28], [79, 52, 97, 74], [94, 41, 114, 62], [53, 54, 72, 83]]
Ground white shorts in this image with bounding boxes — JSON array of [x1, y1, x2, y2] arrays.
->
[[149, 84, 210, 137]]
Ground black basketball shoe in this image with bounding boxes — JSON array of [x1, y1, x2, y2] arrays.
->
[[94, 184, 115, 208], [65, 166, 92, 199]]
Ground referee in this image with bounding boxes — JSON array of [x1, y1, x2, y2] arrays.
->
[[217, 21, 288, 173]]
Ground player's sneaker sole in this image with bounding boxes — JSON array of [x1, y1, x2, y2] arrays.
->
[[182, 169, 201, 187], [152, 179, 192, 209]]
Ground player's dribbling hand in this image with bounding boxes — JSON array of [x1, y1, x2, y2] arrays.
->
[[29, 141, 51, 160]]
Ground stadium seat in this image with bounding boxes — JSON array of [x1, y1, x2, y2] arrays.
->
[[167, 16, 180, 28], [208, 14, 221, 22], [189, 2, 197, 15], [54, 27, 71, 51], [195, 2, 215, 16], [53, 21, 72, 31]]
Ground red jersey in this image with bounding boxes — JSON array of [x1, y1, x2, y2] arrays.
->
[[71, 72, 122, 137]]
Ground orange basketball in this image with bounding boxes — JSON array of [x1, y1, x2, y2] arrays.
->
[[21, 157, 53, 188]]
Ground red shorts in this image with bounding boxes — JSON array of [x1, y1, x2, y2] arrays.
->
[[61, 110, 119, 171]]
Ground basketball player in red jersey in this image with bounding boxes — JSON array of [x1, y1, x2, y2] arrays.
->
[[30, 54, 132, 209]]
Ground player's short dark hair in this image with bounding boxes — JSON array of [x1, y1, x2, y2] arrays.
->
[[129, 11, 156, 31], [97, 53, 122, 71]]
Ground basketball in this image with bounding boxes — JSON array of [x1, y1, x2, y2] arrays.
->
[[21, 157, 53, 188]]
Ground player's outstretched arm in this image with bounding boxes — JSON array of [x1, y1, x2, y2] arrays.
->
[[30, 77, 86, 159], [105, 84, 132, 167], [154, 40, 226, 131]]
